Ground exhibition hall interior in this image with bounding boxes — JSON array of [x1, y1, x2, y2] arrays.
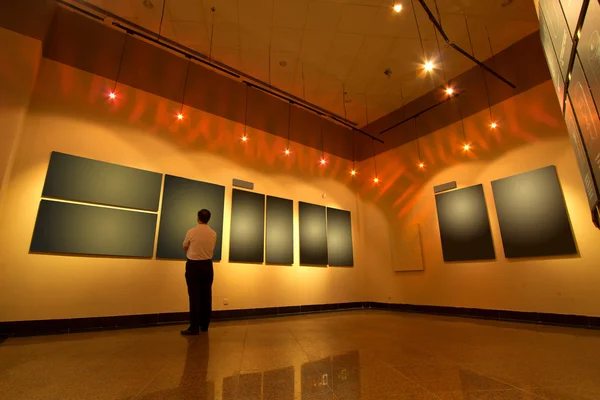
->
[[1, 0, 600, 398]]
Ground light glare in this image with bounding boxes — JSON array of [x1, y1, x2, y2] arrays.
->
[[463, 143, 471, 151], [393, 3, 402, 12], [108, 92, 116, 100], [351, 169, 356, 176], [285, 148, 290, 155], [490, 122, 497, 129], [445, 87, 454, 95], [424, 61, 434, 72], [373, 177, 379, 183], [418, 162, 425, 169], [242, 135, 248, 142], [177, 113, 184, 120]]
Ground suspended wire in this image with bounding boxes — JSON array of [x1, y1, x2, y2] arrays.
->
[[399, 81, 405, 119], [158, 0, 167, 40], [343, 86, 355, 172], [180, 57, 191, 113], [301, 63, 306, 100], [434, 0, 442, 27], [372, 139, 379, 179], [320, 118, 325, 160], [457, 97, 467, 142], [411, 0, 426, 59], [113, 34, 128, 92], [243, 84, 249, 137], [465, 16, 493, 121], [209, 7, 216, 62], [433, 25, 447, 85], [414, 116, 422, 161], [287, 101, 292, 149], [485, 25, 497, 67]]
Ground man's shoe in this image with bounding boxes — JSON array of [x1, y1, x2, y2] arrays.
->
[[180, 329, 200, 336]]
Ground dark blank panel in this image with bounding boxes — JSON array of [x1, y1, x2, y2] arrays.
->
[[435, 184, 496, 262], [491, 166, 577, 258], [30, 200, 157, 257], [299, 202, 328, 265], [42, 152, 162, 211], [327, 208, 354, 267], [578, 0, 600, 105], [156, 175, 225, 261], [266, 196, 293, 264], [229, 189, 265, 263]]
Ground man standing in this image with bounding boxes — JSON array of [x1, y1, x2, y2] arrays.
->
[[181, 209, 217, 335]]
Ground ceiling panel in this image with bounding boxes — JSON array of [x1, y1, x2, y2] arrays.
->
[[168, 0, 204, 22], [273, 0, 310, 29], [336, 4, 379, 34]]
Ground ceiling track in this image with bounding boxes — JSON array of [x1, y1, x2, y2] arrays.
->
[[415, 0, 517, 89], [55, 0, 387, 144], [379, 92, 461, 135]]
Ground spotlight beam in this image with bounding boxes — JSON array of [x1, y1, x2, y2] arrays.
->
[[413, 0, 516, 89], [379, 92, 461, 135]]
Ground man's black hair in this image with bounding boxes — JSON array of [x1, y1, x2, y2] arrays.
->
[[198, 209, 211, 223]]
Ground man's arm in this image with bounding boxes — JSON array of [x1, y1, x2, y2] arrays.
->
[[183, 231, 191, 252]]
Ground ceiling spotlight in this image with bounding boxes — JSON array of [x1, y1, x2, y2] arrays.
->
[[393, 3, 403, 12], [445, 87, 454, 95], [490, 122, 497, 129], [242, 135, 248, 142], [373, 177, 380, 183], [424, 61, 434, 72], [177, 113, 184, 120], [351, 169, 357, 176], [320, 158, 326, 165], [285, 148, 290, 155], [108, 92, 116, 100], [577, 30, 581, 39], [143, 0, 154, 9], [279, 60, 287, 67], [418, 162, 425, 169], [463, 143, 471, 151]]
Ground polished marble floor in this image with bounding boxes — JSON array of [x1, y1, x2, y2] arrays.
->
[[2, 310, 600, 399]]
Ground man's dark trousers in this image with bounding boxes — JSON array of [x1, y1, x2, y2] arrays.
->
[[185, 259, 214, 331]]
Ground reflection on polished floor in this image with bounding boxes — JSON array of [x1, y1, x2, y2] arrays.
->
[[2, 310, 600, 399]]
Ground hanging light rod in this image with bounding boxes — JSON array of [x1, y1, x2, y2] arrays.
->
[[379, 92, 461, 135], [414, 0, 516, 89], [56, 0, 360, 128], [242, 81, 384, 143]]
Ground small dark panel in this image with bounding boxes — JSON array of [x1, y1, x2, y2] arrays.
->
[[232, 178, 254, 190], [156, 175, 225, 261], [564, 95, 599, 210], [435, 184, 496, 262], [229, 189, 265, 263], [539, 0, 574, 80], [433, 181, 457, 194], [540, 9, 566, 110], [30, 200, 157, 257], [569, 56, 600, 188], [578, 0, 600, 106], [266, 196, 294, 264], [299, 202, 328, 265], [491, 166, 577, 258], [327, 208, 354, 267], [42, 152, 162, 211]]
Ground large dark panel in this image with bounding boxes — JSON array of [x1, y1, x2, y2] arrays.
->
[[539, 0, 574, 79], [570, 55, 600, 183], [30, 200, 157, 257], [266, 196, 294, 264], [565, 95, 599, 210], [491, 166, 577, 258], [327, 208, 354, 267], [156, 175, 225, 261], [577, 0, 600, 113], [540, 8, 566, 110], [299, 202, 328, 265], [42, 152, 162, 211], [435, 184, 496, 262], [229, 189, 265, 263]]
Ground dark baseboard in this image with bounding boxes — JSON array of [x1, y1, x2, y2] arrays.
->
[[0, 302, 368, 338], [3, 301, 599, 339], [367, 302, 600, 330]]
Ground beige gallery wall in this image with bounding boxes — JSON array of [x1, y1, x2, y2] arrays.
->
[[357, 81, 600, 317], [0, 56, 372, 322]]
